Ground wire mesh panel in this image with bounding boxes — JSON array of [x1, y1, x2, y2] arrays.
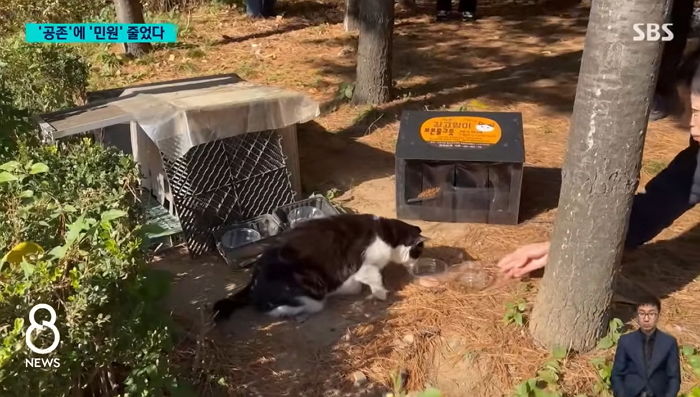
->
[[162, 130, 296, 255]]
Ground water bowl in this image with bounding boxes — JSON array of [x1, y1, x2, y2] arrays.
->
[[410, 257, 448, 277], [288, 206, 326, 227], [221, 228, 261, 249]]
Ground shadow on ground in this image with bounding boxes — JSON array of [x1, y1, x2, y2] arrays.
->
[[297, 120, 396, 194], [155, 246, 424, 396], [612, 223, 700, 322], [304, 0, 587, 137], [519, 166, 562, 222]]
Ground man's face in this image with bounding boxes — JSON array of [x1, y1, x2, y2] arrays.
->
[[678, 84, 700, 142], [637, 304, 660, 332]]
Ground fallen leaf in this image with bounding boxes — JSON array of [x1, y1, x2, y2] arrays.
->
[[1, 242, 44, 267]]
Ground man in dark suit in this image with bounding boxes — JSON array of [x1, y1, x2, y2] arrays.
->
[[611, 298, 681, 397]]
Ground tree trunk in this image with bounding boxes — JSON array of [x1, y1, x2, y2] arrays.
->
[[528, 0, 671, 352], [344, 0, 360, 32], [113, 0, 151, 57], [352, 0, 394, 105]]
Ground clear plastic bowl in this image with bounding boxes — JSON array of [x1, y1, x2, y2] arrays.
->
[[288, 206, 326, 227], [221, 228, 261, 249], [455, 261, 493, 290], [409, 257, 448, 277]]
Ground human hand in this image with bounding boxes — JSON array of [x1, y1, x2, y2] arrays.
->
[[497, 241, 551, 278]]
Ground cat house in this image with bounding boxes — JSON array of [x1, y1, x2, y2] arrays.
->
[[36, 74, 320, 255], [395, 110, 524, 224]]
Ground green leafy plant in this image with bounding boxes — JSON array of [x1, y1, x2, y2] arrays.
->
[[590, 357, 614, 397], [583, 318, 624, 396], [512, 361, 562, 397], [388, 368, 408, 397], [597, 318, 624, 350], [504, 299, 528, 327], [385, 368, 443, 397], [337, 82, 355, 101], [416, 387, 443, 397], [680, 388, 700, 397], [680, 345, 700, 397], [512, 349, 568, 397], [0, 134, 181, 396], [0, 85, 32, 151], [0, 0, 105, 36], [0, 35, 89, 113], [682, 345, 700, 377]]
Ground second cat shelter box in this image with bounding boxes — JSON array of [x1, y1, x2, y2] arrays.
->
[[395, 110, 524, 224]]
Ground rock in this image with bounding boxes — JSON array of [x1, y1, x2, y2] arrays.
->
[[351, 370, 367, 387], [402, 333, 415, 344]]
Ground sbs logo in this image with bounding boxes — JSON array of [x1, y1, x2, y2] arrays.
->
[[26, 304, 60, 355]]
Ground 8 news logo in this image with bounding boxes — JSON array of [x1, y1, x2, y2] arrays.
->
[[24, 303, 61, 368]]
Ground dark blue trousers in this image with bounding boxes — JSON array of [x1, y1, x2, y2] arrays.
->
[[246, 0, 276, 17], [626, 139, 700, 248], [437, 0, 477, 13]]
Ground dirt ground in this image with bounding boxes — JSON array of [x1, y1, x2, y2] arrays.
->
[[125, 0, 700, 395]]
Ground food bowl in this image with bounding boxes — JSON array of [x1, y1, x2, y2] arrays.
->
[[288, 206, 326, 227], [409, 257, 448, 277], [455, 261, 493, 290], [411, 259, 495, 290], [220, 228, 261, 249]]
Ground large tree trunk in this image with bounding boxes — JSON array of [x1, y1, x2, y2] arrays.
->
[[528, 0, 671, 352], [352, 0, 394, 105], [344, 0, 360, 32], [114, 0, 151, 57]]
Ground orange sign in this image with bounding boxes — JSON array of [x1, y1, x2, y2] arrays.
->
[[419, 116, 502, 145]]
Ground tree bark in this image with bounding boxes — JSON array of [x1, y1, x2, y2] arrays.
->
[[352, 0, 394, 105], [344, 0, 360, 32], [528, 0, 672, 352], [113, 0, 152, 57]]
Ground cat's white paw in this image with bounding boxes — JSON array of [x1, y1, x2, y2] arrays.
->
[[371, 288, 388, 301], [294, 313, 310, 323]]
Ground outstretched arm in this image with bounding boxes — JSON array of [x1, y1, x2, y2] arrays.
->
[[496, 241, 550, 278]]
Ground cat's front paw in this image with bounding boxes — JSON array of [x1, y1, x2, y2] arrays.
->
[[371, 288, 388, 301], [294, 313, 310, 323]]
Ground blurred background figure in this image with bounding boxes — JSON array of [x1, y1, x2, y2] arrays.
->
[[436, 0, 477, 22], [246, 0, 276, 18], [651, 0, 694, 121]]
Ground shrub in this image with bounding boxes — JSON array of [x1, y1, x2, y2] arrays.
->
[[0, 85, 33, 156], [0, 0, 105, 37], [0, 136, 183, 396], [0, 35, 90, 114]]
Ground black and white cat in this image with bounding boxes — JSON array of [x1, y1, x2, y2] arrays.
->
[[212, 213, 427, 322]]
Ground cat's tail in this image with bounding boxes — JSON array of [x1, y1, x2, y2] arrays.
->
[[212, 281, 252, 322]]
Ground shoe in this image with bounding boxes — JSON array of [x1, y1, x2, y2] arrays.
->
[[461, 11, 475, 21], [649, 95, 669, 121], [436, 10, 449, 21]]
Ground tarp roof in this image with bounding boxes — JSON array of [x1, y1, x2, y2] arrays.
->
[[36, 74, 320, 159]]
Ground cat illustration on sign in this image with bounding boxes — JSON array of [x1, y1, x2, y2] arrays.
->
[[475, 122, 495, 132]]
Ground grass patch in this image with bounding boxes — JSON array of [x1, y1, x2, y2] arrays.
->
[[644, 160, 667, 176]]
